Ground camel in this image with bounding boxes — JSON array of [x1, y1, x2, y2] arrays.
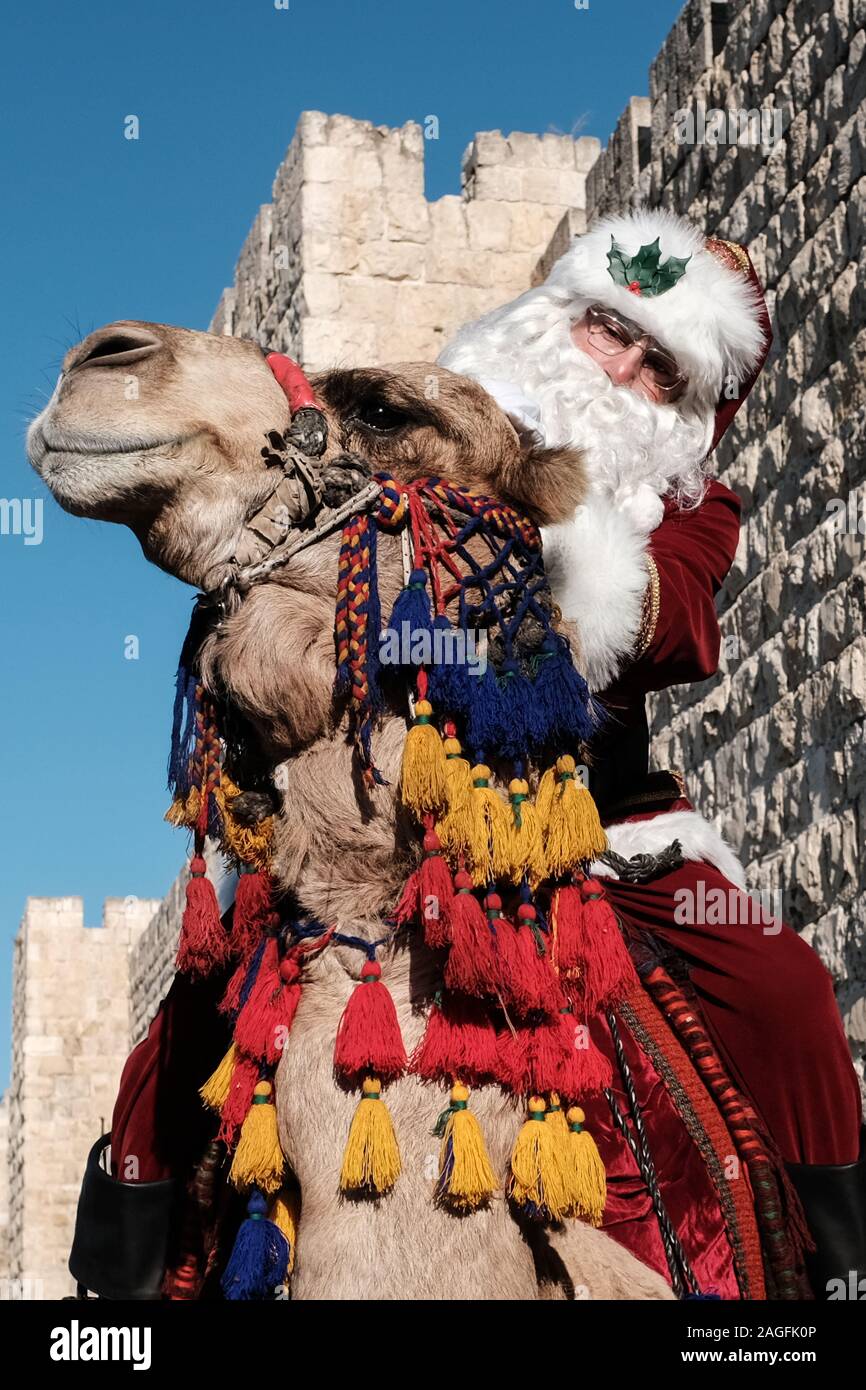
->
[[28, 320, 673, 1300]]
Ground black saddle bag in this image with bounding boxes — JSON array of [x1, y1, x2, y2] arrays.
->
[[68, 1134, 182, 1300]]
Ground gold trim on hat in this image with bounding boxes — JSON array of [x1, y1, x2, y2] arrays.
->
[[704, 236, 750, 277]]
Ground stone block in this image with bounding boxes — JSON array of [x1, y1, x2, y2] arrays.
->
[[465, 200, 513, 251], [385, 193, 430, 242], [470, 164, 525, 202]]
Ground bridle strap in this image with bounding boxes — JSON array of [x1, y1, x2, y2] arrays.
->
[[202, 352, 383, 615], [228, 477, 382, 593]]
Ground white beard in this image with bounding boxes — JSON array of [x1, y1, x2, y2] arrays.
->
[[439, 286, 715, 535]]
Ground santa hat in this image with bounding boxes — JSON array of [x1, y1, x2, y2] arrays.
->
[[544, 207, 771, 446]]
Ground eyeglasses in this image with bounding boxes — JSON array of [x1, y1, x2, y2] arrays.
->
[[583, 304, 688, 401]]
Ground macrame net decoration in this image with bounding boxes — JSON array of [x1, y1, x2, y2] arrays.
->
[[165, 463, 642, 1295], [331, 472, 638, 1222]]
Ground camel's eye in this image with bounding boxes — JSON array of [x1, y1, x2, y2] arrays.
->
[[352, 400, 410, 435]]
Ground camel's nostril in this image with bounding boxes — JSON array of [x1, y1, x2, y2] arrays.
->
[[70, 328, 161, 371]]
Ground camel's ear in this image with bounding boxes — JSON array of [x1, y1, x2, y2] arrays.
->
[[500, 442, 587, 527]]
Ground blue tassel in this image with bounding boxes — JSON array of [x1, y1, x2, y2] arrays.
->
[[385, 567, 433, 670], [494, 658, 534, 761], [168, 599, 213, 795], [221, 1189, 290, 1301], [530, 637, 601, 748], [427, 613, 472, 715], [465, 664, 506, 753], [168, 671, 198, 796]]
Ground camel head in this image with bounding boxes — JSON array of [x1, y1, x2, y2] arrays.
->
[[28, 321, 585, 593], [28, 319, 587, 748], [29, 319, 588, 818]]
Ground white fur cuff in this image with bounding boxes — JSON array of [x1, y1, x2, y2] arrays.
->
[[542, 492, 651, 691], [591, 809, 747, 890]]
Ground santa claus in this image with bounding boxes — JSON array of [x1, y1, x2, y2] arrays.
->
[[438, 206, 865, 1299]]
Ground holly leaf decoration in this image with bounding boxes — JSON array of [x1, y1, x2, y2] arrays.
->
[[607, 239, 633, 288], [606, 235, 691, 296]]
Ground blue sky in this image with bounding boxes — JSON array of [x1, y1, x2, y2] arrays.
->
[[0, 0, 684, 1090]]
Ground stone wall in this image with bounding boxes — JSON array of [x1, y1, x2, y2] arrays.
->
[[0, 1094, 9, 1287], [7, 896, 159, 1298], [582, 0, 866, 1081], [210, 111, 601, 368]]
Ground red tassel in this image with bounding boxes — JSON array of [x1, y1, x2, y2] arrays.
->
[[553, 879, 638, 1012], [393, 866, 423, 927], [333, 960, 407, 1083], [493, 900, 562, 1017], [231, 869, 275, 960], [217, 1051, 260, 1145], [409, 992, 498, 1084], [496, 1008, 612, 1097], [393, 830, 454, 948], [176, 855, 230, 977], [550, 883, 584, 975], [443, 872, 497, 996], [233, 939, 302, 1065], [220, 950, 251, 1017], [418, 828, 454, 948]]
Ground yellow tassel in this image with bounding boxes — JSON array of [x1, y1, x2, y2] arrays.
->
[[545, 1091, 569, 1140], [229, 1080, 285, 1194], [340, 1076, 402, 1194], [563, 1106, 607, 1226], [269, 1186, 301, 1275], [435, 1082, 498, 1212], [534, 765, 558, 831], [546, 1091, 578, 1209], [199, 1043, 238, 1112], [465, 764, 510, 886], [214, 774, 275, 870], [544, 755, 608, 875], [508, 1095, 570, 1221], [437, 735, 474, 860], [499, 778, 548, 887], [165, 786, 201, 829], [400, 700, 447, 815]]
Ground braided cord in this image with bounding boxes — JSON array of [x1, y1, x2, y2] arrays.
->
[[606, 1009, 700, 1298]]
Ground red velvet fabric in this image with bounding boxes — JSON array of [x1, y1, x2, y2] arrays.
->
[[581, 1010, 742, 1298], [109, 970, 231, 1183], [613, 480, 742, 697], [604, 863, 863, 1167]]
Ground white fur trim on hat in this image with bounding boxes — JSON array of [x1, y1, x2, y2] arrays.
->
[[546, 207, 766, 413], [591, 809, 748, 889]]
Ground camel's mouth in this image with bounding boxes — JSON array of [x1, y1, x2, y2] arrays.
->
[[43, 439, 187, 459], [29, 421, 196, 472]]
